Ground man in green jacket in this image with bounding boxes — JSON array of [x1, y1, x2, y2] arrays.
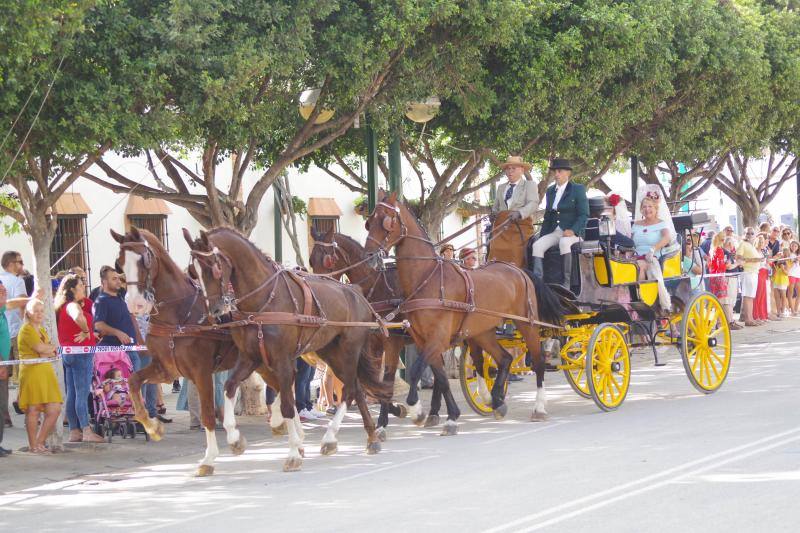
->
[[531, 159, 589, 289]]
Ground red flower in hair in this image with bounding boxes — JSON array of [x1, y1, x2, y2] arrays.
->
[[608, 193, 621, 207]]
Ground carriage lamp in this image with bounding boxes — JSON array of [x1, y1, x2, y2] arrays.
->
[[298, 89, 335, 124], [599, 214, 616, 238]]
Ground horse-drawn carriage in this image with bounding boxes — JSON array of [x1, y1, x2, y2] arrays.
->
[[459, 208, 732, 414]]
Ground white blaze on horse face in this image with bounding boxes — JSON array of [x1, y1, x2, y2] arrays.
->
[[193, 258, 211, 309], [123, 250, 152, 316]]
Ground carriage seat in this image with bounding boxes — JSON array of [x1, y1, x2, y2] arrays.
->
[[658, 243, 682, 278]]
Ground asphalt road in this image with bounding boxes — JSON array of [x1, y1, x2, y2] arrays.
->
[[1, 321, 799, 532]]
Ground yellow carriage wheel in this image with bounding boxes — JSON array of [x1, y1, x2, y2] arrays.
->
[[586, 324, 631, 411], [680, 292, 731, 393], [458, 344, 507, 417], [560, 332, 591, 399]]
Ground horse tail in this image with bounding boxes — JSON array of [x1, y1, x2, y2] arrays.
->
[[356, 335, 394, 403], [530, 274, 565, 327]]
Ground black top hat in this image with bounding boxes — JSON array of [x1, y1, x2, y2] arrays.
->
[[549, 158, 572, 171]]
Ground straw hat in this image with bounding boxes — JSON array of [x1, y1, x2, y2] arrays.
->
[[499, 155, 532, 171]]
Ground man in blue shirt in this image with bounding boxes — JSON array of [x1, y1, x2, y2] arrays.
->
[[94, 267, 166, 423]]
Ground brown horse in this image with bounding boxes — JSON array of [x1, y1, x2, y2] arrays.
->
[[111, 227, 244, 477], [364, 192, 564, 428], [309, 228, 459, 435], [186, 227, 392, 471]]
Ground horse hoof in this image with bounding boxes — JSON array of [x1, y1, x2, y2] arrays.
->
[[230, 435, 247, 456], [493, 404, 508, 420], [146, 420, 165, 441], [440, 422, 458, 436], [366, 441, 381, 455], [283, 457, 303, 472], [423, 414, 440, 428], [375, 427, 387, 442], [396, 404, 408, 418], [413, 414, 427, 427], [530, 411, 549, 422], [194, 464, 215, 477], [320, 441, 338, 456], [271, 421, 288, 437]]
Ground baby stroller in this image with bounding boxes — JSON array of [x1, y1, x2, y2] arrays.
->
[[91, 351, 149, 442]]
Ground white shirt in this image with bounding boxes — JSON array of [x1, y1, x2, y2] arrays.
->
[[0, 270, 26, 336], [552, 182, 568, 229], [552, 182, 567, 211]]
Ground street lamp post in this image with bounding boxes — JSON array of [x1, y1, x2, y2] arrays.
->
[[388, 135, 402, 198]]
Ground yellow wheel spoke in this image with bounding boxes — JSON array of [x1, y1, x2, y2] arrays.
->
[[691, 348, 702, 373], [609, 375, 622, 395], [702, 355, 715, 387]]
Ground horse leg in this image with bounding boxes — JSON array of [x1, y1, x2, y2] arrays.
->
[[405, 351, 429, 426], [128, 362, 168, 441], [375, 336, 405, 442], [275, 363, 304, 472], [195, 371, 220, 477], [517, 323, 547, 421], [222, 357, 258, 456], [353, 384, 382, 455], [320, 402, 347, 456], [429, 363, 460, 436], [469, 341, 493, 404], [424, 369, 442, 428], [253, 367, 287, 437], [471, 331, 513, 420]]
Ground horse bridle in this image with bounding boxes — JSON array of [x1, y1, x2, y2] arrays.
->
[[366, 201, 409, 255], [118, 241, 157, 303], [190, 246, 238, 313], [119, 240, 203, 324], [313, 238, 351, 271]]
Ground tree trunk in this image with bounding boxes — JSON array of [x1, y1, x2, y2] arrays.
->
[[740, 204, 760, 230], [29, 223, 65, 450], [419, 207, 447, 242], [235, 372, 269, 416]]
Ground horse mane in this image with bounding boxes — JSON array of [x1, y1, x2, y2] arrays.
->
[[397, 199, 435, 251], [334, 232, 367, 255], [134, 228, 187, 280], [207, 227, 279, 268]]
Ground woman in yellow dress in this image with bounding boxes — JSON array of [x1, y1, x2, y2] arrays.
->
[[18, 299, 63, 454]]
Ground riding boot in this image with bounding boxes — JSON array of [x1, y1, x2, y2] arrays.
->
[[561, 253, 573, 290], [532, 257, 544, 279]]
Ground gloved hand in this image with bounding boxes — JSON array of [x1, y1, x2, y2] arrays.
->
[[508, 211, 522, 221]]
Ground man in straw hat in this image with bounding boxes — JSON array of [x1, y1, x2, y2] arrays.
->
[[487, 155, 540, 268], [531, 158, 588, 289]]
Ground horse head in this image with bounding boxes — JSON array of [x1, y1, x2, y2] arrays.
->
[[364, 191, 406, 259], [183, 228, 235, 319], [110, 226, 157, 317], [309, 227, 344, 275]]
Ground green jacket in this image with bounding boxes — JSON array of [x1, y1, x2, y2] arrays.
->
[[540, 181, 589, 237]]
